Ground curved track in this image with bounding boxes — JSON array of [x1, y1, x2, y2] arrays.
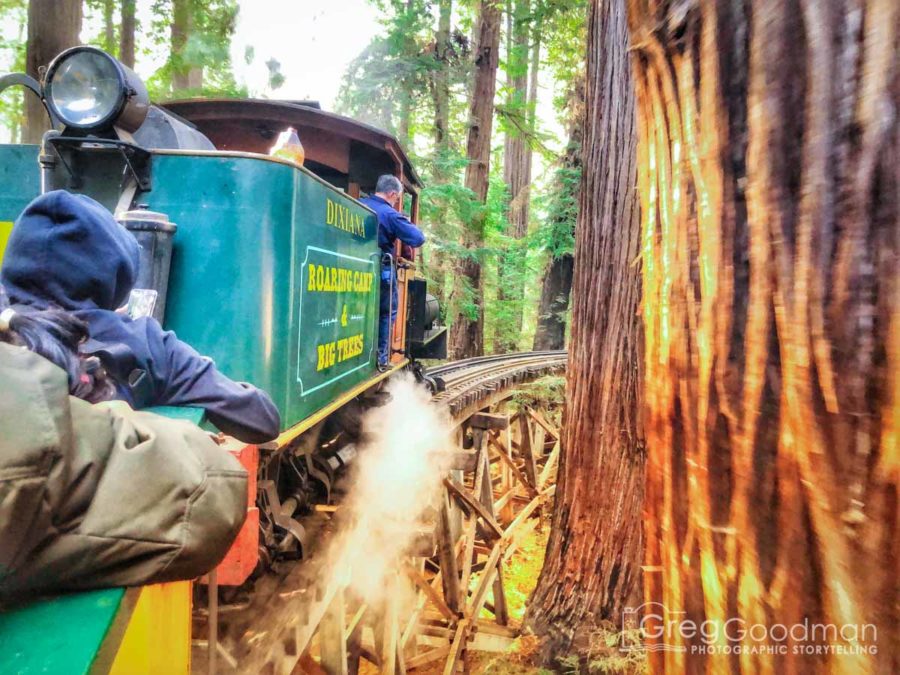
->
[[429, 350, 567, 419]]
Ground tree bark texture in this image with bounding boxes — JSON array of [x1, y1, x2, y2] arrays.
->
[[120, 0, 136, 68], [495, 0, 534, 352], [24, 0, 81, 144], [433, 0, 452, 152], [532, 253, 573, 351], [448, 0, 501, 359], [533, 87, 584, 352], [628, 0, 898, 671], [526, 0, 643, 657]]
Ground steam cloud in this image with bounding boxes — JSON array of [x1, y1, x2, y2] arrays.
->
[[330, 374, 454, 605]]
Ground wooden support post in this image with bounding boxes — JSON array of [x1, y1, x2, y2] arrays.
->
[[320, 587, 348, 675], [538, 440, 560, 491], [526, 407, 559, 440], [498, 421, 515, 524], [459, 428, 486, 607], [380, 580, 400, 675], [491, 562, 509, 626], [517, 413, 539, 489], [437, 496, 461, 615], [442, 619, 470, 675], [346, 610, 364, 675]]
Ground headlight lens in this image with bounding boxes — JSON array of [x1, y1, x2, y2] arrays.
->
[[44, 47, 148, 133]]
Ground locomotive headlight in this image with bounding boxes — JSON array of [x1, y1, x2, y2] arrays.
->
[[44, 46, 149, 133]]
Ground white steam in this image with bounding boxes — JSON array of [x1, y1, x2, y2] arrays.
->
[[332, 374, 454, 604]]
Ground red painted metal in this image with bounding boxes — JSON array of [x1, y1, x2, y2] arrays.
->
[[201, 441, 259, 586]]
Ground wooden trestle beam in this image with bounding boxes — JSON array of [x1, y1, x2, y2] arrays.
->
[[202, 402, 560, 675]]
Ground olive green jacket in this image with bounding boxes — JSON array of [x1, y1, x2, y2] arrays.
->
[[0, 343, 248, 599]]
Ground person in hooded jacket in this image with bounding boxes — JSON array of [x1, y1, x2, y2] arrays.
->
[[0, 296, 248, 599], [0, 190, 281, 444]]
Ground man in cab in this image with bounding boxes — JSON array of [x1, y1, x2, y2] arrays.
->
[[360, 175, 425, 368]]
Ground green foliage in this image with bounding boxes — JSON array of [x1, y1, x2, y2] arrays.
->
[[533, 154, 580, 258], [539, 0, 587, 112], [509, 374, 566, 411], [335, 0, 470, 146], [146, 0, 245, 99], [0, 0, 26, 142]]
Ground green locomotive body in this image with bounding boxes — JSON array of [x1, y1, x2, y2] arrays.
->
[[0, 146, 381, 430], [0, 47, 446, 435]]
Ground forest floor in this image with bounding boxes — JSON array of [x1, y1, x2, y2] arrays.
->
[[464, 525, 646, 675]]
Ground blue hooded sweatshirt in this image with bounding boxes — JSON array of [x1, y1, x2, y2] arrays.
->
[[1, 190, 281, 443]]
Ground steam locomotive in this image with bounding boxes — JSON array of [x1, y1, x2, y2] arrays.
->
[[0, 46, 446, 579]]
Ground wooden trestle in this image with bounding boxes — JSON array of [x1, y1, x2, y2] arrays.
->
[[194, 401, 561, 675]]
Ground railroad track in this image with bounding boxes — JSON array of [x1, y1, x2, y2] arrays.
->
[[198, 350, 567, 674], [429, 350, 567, 419]]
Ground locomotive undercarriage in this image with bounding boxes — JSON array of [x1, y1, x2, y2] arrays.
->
[[255, 386, 390, 584]]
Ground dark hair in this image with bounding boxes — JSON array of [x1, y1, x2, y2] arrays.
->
[[0, 288, 116, 403]]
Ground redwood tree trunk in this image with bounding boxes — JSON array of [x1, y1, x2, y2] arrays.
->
[[426, 0, 453, 308], [533, 87, 583, 351], [628, 0, 898, 671], [525, 0, 643, 657], [172, 0, 202, 92], [448, 0, 501, 359], [120, 0, 136, 68], [103, 0, 115, 54], [494, 0, 533, 352], [532, 253, 573, 351], [23, 0, 81, 144]]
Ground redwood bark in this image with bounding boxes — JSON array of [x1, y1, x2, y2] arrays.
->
[[120, 0, 136, 68], [425, 0, 453, 308], [448, 0, 501, 359], [533, 88, 583, 352], [525, 0, 643, 657], [23, 0, 81, 144], [628, 0, 898, 671], [495, 0, 533, 352], [532, 253, 572, 351]]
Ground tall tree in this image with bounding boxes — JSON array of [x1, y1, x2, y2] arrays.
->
[[494, 0, 533, 352], [171, 0, 202, 91], [23, 0, 81, 144], [424, 0, 455, 307], [628, 0, 898, 671], [525, 0, 643, 657], [532, 83, 583, 351], [120, 0, 136, 68], [447, 0, 502, 359], [102, 0, 116, 54]]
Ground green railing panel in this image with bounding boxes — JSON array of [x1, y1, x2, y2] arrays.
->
[[0, 588, 126, 674]]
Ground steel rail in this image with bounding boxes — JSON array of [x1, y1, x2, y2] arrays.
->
[[426, 350, 565, 378]]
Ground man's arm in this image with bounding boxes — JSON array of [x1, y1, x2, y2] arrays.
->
[[389, 210, 426, 248]]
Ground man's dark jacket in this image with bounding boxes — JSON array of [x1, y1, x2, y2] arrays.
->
[[359, 195, 426, 253], [0, 191, 280, 443]]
